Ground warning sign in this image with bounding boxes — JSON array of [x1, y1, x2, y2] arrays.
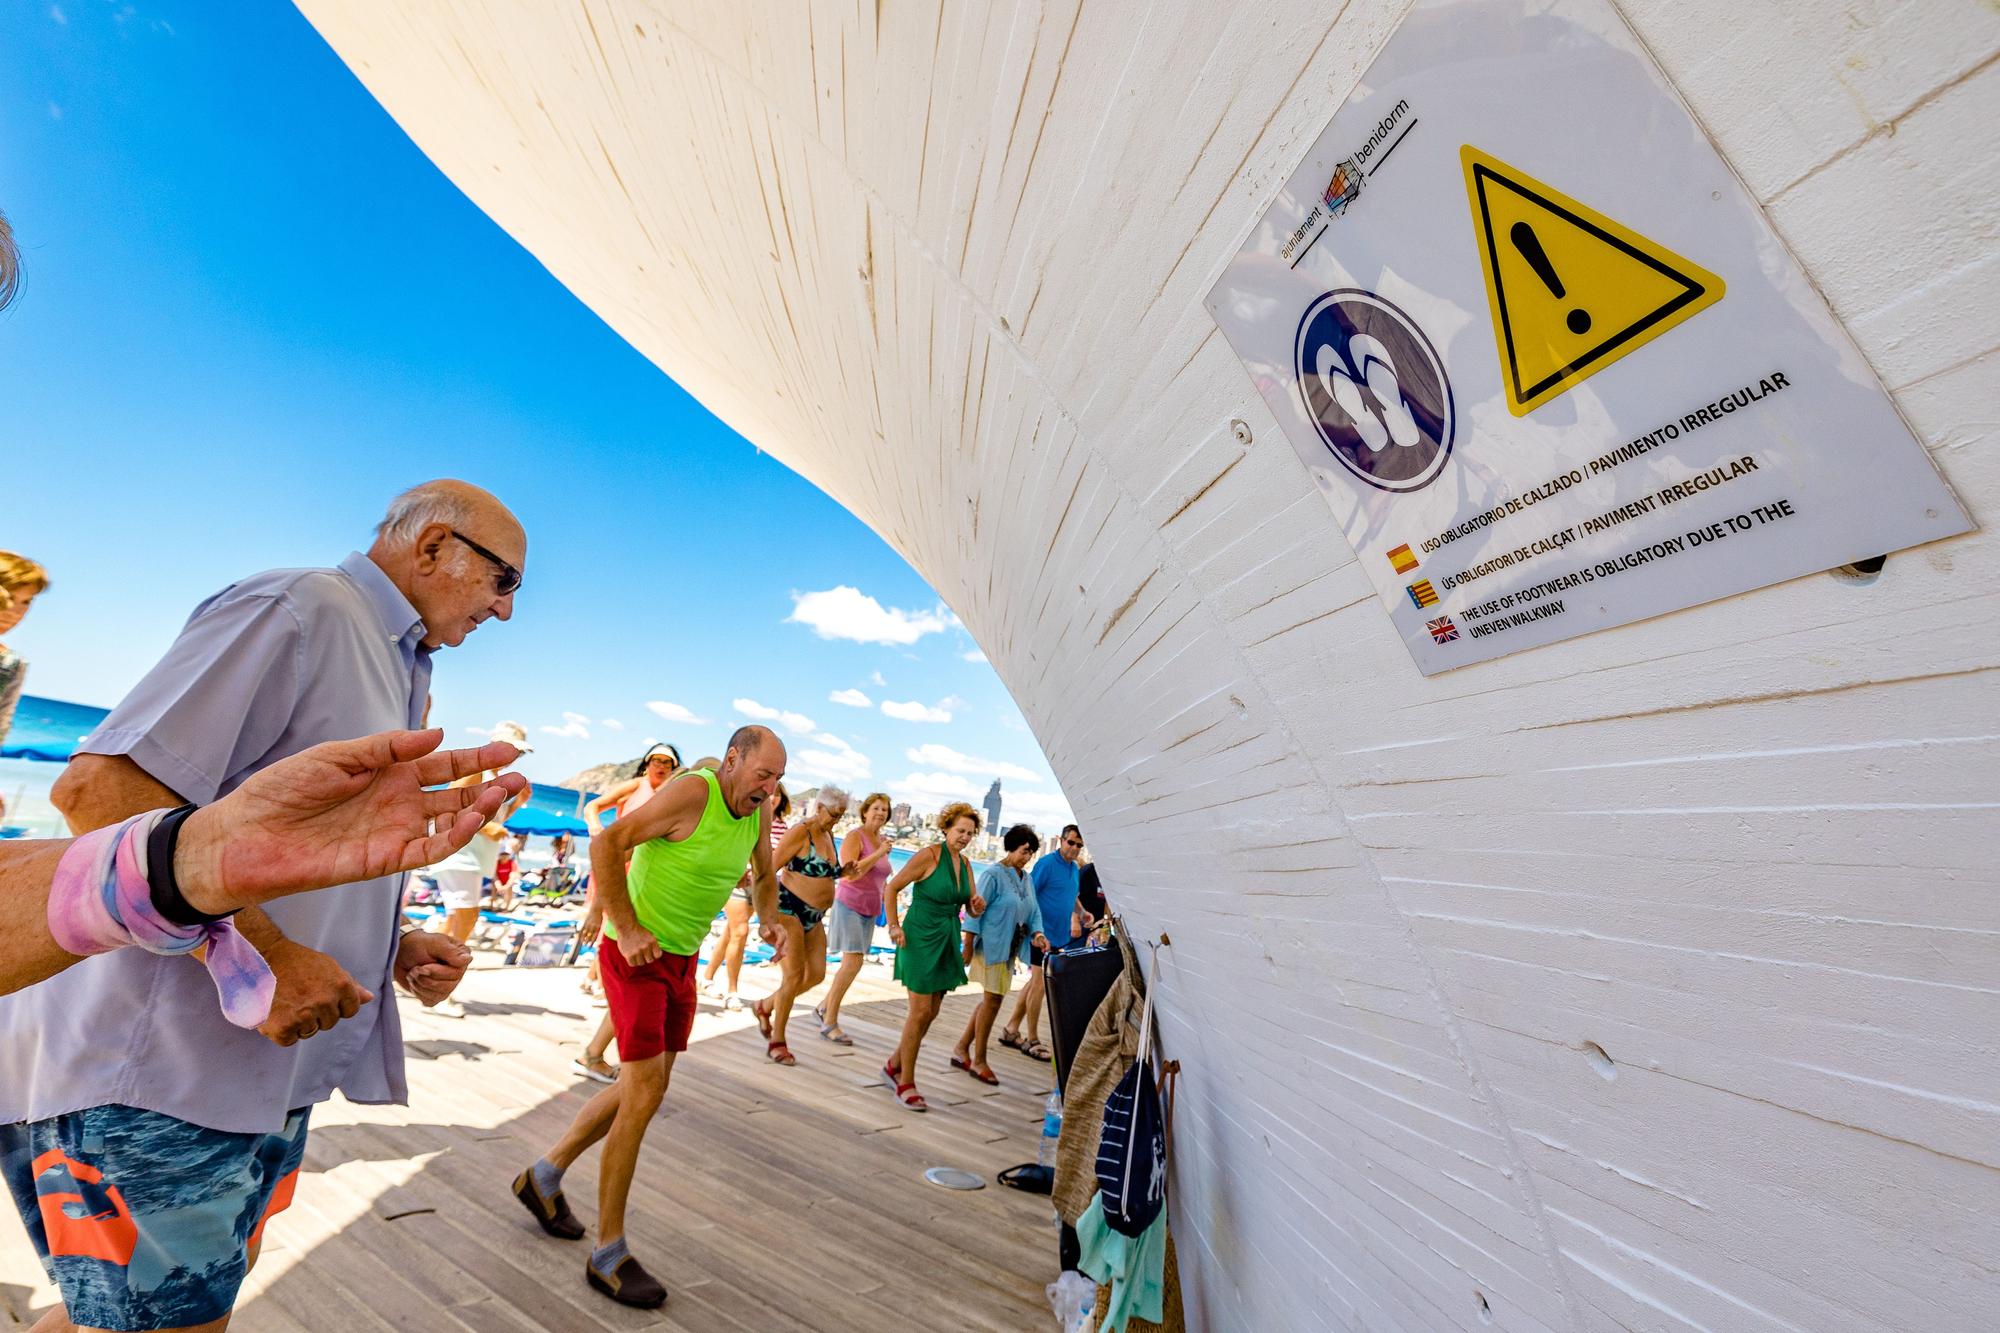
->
[[1462, 146, 1725, 415], [1202, 0, 1971, 675]]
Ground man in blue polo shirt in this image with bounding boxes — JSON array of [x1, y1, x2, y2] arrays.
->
[[0, 480, 526, 1333], [1001, 823, 1090, 1061]]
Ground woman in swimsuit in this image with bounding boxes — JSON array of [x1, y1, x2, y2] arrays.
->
[[753, 786, 850, 1065]]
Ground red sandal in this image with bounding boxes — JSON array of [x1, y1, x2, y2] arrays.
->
[[766, 1041, 795, 1066], [752, 998, 773, 1040], [950, 1055, 1000, 1086], [881, 1058, 928, 1107]]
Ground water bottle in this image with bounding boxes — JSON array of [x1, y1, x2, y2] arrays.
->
[[1038, 1090, 1063, 1166]]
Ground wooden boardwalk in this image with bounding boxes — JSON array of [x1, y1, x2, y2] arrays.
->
[[0, 955, 1062, 1332]]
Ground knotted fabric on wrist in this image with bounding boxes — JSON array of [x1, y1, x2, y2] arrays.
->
[[47, 809, 277, 1028]]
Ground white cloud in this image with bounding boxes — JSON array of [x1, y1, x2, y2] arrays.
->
[[895, 771, 982, 807], [601, 718, 626, 732], [828, 688, 872, 708], [892, 771, 1074, 825], [733, 698, 817, 736], [999, 789, 1079, 826], [962, 649, 988, 663], [905, 743, 1042, 783], [646, 700, 709, 725], [540, 711, 592, 740], [870, 671, 886, 687], [49, 6, 66, 25], [794, 732, 872, 784], [787, 586, 951, 646], [881, 699, 953, 724]]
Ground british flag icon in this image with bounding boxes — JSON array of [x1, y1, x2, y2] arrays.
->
[[1426, 615, 1458, 644]]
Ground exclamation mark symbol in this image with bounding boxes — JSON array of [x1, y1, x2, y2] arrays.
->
[[1510, 221, 1591, 335]]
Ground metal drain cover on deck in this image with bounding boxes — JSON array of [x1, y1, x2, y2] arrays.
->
[[924, 1167, 986, 1191]]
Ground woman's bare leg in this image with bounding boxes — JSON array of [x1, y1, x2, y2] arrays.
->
[[821, 949, 865, 1027], [761, 915, 809, 1047]]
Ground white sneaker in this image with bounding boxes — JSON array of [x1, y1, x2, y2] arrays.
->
[[724, 993, 745, 1011], [432, 998, 466, 1020]]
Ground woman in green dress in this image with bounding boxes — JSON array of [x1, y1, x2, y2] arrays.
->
[[881, 802, 986, 1111]]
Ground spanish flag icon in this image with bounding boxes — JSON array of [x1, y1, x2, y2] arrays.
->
[[1406, 579, 1439, 609], [1387, 543, 1418, 575]]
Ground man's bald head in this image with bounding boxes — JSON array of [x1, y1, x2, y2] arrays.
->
[[725, 725, 782, 764], [374, 480, 525, 567], [369, 479, 526, 650], [718, 725, 786, 817]]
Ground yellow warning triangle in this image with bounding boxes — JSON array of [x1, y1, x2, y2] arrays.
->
[[1462, 145, 1724, 416]]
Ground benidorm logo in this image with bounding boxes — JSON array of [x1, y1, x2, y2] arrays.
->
[[1294, 289, 1455, 493]]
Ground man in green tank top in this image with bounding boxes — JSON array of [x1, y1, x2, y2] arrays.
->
[[513, 725, 786, 1308]]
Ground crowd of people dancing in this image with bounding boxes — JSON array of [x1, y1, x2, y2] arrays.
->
[[0, 469, 1101, 1320]]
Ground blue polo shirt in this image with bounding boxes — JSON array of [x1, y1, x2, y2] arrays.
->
[[0, 553, 434, 1135], [1031, 851, 1083, 951]]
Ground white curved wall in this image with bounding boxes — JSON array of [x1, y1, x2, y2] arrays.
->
[[298, 4, 2000, 1329]]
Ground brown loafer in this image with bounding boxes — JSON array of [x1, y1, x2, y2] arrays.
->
[[512, 1169, 585, 1240], [586, 1253, 668, 1308]]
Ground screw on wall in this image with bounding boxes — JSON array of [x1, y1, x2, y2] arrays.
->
[[1230, 418, 1253, 445]]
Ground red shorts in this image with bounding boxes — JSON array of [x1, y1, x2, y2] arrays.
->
[[599, 944, 698, 1060]]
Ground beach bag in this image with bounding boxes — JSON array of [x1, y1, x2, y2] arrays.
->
[[1094, 972, 1165, 1238]]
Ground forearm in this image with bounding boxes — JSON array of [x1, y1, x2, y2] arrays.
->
[[51, 755, 186, 835], [0, 839, 79, 996], [590, 836, 641, 933], [749, 863, 781, 926]]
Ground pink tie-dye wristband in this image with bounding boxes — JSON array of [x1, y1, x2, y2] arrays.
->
[[48, 811, 277, 1028]]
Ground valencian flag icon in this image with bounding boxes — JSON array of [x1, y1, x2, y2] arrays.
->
[[1406, 579, 1439, 609], [1387, 543, 1418, 574]]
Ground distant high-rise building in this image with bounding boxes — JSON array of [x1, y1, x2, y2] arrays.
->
[[983, 779, 1003, 832], [890, 801, 912, 826]]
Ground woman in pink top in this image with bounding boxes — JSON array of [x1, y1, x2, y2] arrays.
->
[[814, 791, 896, 1044]]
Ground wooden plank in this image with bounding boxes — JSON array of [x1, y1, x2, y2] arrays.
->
[[214, 960, 1057, 1331]]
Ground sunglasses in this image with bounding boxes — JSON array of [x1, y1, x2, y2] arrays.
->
[[449, 529, 522, 596]]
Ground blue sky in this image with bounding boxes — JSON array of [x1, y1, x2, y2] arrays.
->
[[0, 1, 1071, 825]]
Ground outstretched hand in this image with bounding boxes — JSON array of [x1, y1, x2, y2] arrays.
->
[[175, 729, 529, 916]]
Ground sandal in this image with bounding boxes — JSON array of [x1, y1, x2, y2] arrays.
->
[[818, 1022, 853, 1046], [1022, 1039, 1052, 1062], [752, 998, 773, 1040], [893, 1082, 928, 1111], [950, 1056, 1000, 1086], [766, 1041, 796, 1066], [998, 1028, 1024, 1051]]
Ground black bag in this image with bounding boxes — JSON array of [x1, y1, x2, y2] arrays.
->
[[1042, 938, 1121, 1094], [997, 1163, 1054, 1194], [1093, 974, 1165, 1237]]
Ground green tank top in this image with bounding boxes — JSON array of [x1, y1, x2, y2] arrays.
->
[[605, 767, 763, 956]]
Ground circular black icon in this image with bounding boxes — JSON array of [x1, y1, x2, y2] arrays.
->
[[1293, 289, 1455, 493]]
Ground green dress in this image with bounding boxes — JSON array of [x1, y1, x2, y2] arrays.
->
[[894, 846, 973, 994]]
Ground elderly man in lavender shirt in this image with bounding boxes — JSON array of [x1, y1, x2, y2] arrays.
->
[[0, 480, 525, 1333]]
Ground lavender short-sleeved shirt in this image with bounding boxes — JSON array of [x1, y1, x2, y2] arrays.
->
[[0, 553, 434, 1135]]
